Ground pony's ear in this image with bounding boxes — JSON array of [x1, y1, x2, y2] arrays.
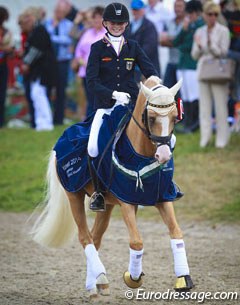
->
[[140, 82, 153, 100], [169, 78, 183, 97]]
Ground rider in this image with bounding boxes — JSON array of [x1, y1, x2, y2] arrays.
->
[[86, 2, 159, 212]]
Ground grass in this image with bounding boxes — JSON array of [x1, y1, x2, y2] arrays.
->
[[0, 126, 240, 223], [0, 127, 66, 211]]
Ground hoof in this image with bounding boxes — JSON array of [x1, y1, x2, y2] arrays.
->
[[96, 273, 110, 296], [174, 275, 194, 292], [123, 271, 144, 289], [88, 287, 98, 301]]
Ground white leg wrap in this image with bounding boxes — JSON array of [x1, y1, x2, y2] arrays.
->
[[86, 258, 97, 290], [85, 244, 106, 287], [128, 248, 144, 280], [171, 239, 190, 277]]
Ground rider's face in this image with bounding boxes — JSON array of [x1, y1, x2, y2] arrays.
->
[[103, 21, 128, 36]]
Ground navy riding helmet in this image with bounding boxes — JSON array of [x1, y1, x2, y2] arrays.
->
[[103, 2, 129, 23]]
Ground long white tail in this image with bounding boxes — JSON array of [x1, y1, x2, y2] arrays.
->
[[30, 151, 77, 248]]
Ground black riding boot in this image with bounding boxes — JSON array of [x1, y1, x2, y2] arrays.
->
[[88, 156, 106, 212], [174, 182, 184, 200]]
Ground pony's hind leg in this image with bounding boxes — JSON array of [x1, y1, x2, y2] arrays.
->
[[66, 191, 107, 297], [120, 202, 144, 288], [156, 201, 194, 291], [66, 191, 92, 247], [91, 204, 115, 250]]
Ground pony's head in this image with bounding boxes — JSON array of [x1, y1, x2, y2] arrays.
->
[[140, 76, 183, 164]]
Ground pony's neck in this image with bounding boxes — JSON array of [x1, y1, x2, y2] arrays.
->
[[126, 93, 156, 157]]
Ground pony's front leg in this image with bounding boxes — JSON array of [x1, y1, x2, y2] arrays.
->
[[120, 202, 144, 288], [66, 191, 107, 297], [156, 201, 194, 291]]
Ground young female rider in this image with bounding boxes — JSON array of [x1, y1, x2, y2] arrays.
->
[[86, 2, 158, 211]]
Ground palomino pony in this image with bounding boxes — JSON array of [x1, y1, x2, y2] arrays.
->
[[30, 76, 193, 298]]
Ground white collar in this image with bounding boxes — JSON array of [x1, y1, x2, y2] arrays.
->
[[108, 33, 123, 42]]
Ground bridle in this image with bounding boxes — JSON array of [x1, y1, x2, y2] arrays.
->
[[127, 95, 176, 148]]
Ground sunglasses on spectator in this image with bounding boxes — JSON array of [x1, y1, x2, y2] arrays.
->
[[207, 12, 218, 17]]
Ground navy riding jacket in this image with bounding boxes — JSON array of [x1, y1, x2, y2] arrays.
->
[[86, 35, 158, 110]]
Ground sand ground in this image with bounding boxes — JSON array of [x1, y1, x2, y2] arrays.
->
[[0, 212, 239, 305]]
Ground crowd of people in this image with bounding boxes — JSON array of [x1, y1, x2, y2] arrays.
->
[[0, 0, 239, 149]]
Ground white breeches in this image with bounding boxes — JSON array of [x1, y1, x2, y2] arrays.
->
[[198, 81, 230, 147], [88, 105, 117, 157], [30, 79, 53, 131]]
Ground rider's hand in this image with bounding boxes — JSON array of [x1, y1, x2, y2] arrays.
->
[[112, 91, 130, 105]]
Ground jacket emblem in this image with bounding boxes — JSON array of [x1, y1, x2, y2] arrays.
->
[[124, 58, 134, 70], [126, 61, 133, 70], [102, 57, 112, 62]]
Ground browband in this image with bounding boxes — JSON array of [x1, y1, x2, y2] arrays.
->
[[148, 101, 176, 109]]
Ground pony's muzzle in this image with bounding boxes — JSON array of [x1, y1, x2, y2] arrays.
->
[[155, 145, 172, 164]]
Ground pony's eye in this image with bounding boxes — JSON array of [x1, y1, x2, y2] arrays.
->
[[148, 117, 156, 125]]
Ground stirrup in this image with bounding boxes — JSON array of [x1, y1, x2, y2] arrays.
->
[[174, 275, 194, 291], [123, 271, 144, 289], [173, 182, 184, 201], [89, 192, 106, 212]]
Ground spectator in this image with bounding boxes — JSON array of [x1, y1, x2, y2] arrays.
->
[[18, 7, 47, 129], [45, 2, 73, 125], [21, 7, 56, 131], [56, 0, 78, 22], [73, 6, 105, 118], [18, 11, 35, 128], [125, 0, 160, 82], [163, 0, 204, 133], [191, 1, 231, 148], [0, 6, 13, 128], [145, 0, 174, 77], [160, 0, 186, 96], [37, 7, 47, 23], [222, 0, 240, 102], [70, 9, 93, 49], [145, 0, 174, 34]]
